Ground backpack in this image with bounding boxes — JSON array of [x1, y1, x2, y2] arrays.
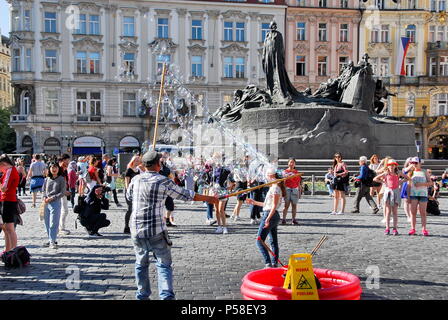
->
[[74, 195, 87, 229], [1, 246, 31, 269], [363, 167, 376, 187], [16, 199, 26, 215]]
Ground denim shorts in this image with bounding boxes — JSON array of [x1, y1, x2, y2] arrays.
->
[[409, 196, 428, 202], [285, 188, 299, 204]]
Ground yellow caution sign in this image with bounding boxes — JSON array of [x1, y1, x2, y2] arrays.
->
[[283, 253, 319, 300]]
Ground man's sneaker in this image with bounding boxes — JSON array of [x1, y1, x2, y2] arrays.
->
[[166, 218, 173, 227], [392, 228, 399, 236], [408, 229, 416, 236], [292, 219, 299, 225], [116, 203, 123, 207], [351, 210, 360, 213], [215, 226, 223, 234], [384, 228, 390, 235], [422, 229, 429, 237], [89, 231, 99, 238], [95, 232, 103, 237], [250, 219, 257, 225], [264, 263, 273, 269], [50, 242, 59, 249], [281, 219, 287, 224], [208, 219, 217, 226], [59, 229, 71, 235], [372, 208, 380, 215], [222, 227, 229, 234]]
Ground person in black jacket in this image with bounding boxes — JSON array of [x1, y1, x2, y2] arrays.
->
[[81, 185, 110, 237]]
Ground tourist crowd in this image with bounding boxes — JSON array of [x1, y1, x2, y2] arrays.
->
[[0, 150, 445, 299]]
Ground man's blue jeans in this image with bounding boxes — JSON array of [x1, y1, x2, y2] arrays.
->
[[256, 210, 280, 266], [132, 234, 175, 300]]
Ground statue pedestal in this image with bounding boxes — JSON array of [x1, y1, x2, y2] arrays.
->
[[239, 104, 417, 159]]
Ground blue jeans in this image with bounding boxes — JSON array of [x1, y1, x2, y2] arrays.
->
[[44, 199, 62, 243], [132, 234, 175, 300], [206, 203, 214, 220], [256, 210, 280, 266]]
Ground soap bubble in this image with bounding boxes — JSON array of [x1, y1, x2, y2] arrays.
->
[[360, 138, 368, 143]]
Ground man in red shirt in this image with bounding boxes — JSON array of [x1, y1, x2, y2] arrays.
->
[[282, 158, 302, 225], [0, 154, 20, 252]]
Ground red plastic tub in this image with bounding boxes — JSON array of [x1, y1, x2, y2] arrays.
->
[[241, 268, 362, 300]]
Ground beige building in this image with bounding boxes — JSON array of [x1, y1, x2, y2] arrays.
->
[[0, 33, 13, 109], [8, 0, 286, 155]]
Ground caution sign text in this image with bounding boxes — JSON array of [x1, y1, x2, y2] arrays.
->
[[283, 253, 319, 300]]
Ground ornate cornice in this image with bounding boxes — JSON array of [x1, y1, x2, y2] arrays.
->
[[40, 37, 62, 48], [72, 37, 104, 51], [119, 39, 139, 52], [220, 43, 249, 54], [148, 38, 178, 53], [206, 10, 220, 19], [188, 43, 207, 55], [221, 10, 247, 20]]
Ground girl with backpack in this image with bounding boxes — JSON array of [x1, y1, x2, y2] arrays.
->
[[42, 162, 66, 249], [373, 160, 409, 236]]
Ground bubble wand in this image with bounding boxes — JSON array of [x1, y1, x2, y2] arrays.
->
[[218, 173, 303, 200]]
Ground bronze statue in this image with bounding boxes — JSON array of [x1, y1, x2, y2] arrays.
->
[[262, 21, 301, 105]]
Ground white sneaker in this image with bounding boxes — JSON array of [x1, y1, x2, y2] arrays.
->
[[222, 227, 229, 234], [336, 211, 344, 215], [330, 211, 336, 215], [208, 219, 217, 226], [50, 242, 59, 249], [215, 226, 223, 234], [250, 219, 257, 225], [59, 229, 71, 235], [234, 216, 240, 222]]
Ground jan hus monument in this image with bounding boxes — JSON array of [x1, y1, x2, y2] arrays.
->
[[213, 21, 416, 159]]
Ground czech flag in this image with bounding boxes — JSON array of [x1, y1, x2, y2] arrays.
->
[[395, 37, 411, 76]]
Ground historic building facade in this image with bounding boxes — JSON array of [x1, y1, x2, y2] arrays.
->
[[0, 34, 13, 109], [8, 0, 286, 155], [360, 0, 448, 159], [285, 0, 362, 92]]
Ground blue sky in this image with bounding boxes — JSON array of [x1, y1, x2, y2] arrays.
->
[[1, 0, 10, 36]]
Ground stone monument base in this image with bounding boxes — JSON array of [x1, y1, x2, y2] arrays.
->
[[239, 105, 417, 159]]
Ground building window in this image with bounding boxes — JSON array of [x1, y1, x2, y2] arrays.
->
[[235, 57, 245, 78], [224, 57, 233, 78], [192, 20, 203, 40], [157, 18, 169, 39], [45, 90, 59, 114], [123, 92, 137, 116], [296, 55, 306, 76], [89, 52, 100, 74], [381, 25, 390, 42], [435, 93, 448, 115], [25, 48, 32, 72], [297, 0, 306, 6], [429, 26, 436, 42], [339, 24, 349, 42], [380, 58, 390, 76], [296, 22, 306, 41], [75, 14, 87, 34], [44, 12, 57, 33], [431, 0, 446, 12], [76, 51, 87, 73], [430, 57, 437, 76], [224, 21, 233, 41], [12, 10, 19, 31], [318, 56, 327, 76], [44, 49, 57, 72], [339, 56, 348, 74], [371, 27, 380, 43], [405, 57, 415, 76], [319, 0, 327, 7], [236, 22, 245, 42], [340, 0, 348, 8], [89, 15, 100, 35], [76, 92, 88, 121], [406, 25, 416, 43], [12, 49, 20, 72], [24, 10, 31, 31], [408, 0, 416, 9], [157, 54, 171, 75], [191, 55, 203, 77], [318, 23, 327, 42], [90, 92, 101, 121], [376, 0, 385, 9], [123, 16, 135, 37], [440, 56, 448, 76], [261, 23, 270, 42], [123, 52, 135, 75]]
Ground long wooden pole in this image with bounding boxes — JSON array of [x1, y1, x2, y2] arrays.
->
[[152, 62, 167, 150], [219, 173, 303, 200]]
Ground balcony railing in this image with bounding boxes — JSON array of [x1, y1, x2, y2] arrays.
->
[[427, 41, 448, 50], [10, 114, 31, 122]]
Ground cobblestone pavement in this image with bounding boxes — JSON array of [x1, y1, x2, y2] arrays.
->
[[1, 192, 447, 300]]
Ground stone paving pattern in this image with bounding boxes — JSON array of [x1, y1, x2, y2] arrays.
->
[[1, 193, 447, 300]]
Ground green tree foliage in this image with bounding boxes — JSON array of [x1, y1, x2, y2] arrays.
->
[[0, 107, 16, 154]]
